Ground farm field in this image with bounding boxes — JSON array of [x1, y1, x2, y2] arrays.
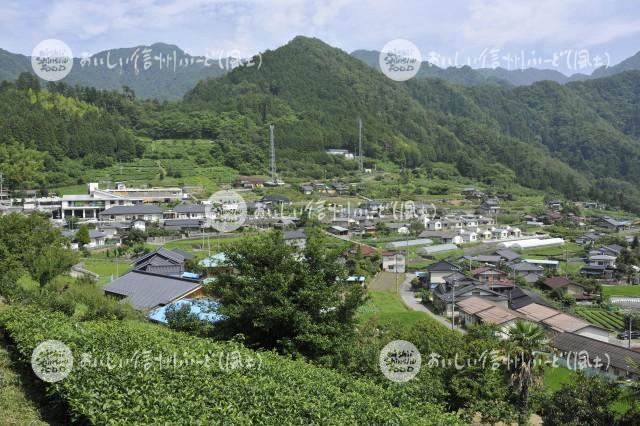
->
[[602, 285, 640, 298], [357, 290, 431, 327], [574, 307, 626, 331]]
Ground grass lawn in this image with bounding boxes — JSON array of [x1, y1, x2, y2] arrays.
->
[[81, 258, 131, 285], [602, 285, 640, 298], [357, 290, 429, 327], [543, 366, 576, 392], [0, 333, 57, 425]]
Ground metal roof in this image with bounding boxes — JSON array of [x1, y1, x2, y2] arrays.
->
[[103, 270, 201, 310], [173, 203, 206, 213], [101, 204, 163, 215], [553, 332, 640, 374]]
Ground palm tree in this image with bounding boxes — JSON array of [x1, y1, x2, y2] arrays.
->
[[504, 321, 549, 425]]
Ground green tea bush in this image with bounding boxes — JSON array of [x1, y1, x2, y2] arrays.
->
[[0, 307, 462, 425]]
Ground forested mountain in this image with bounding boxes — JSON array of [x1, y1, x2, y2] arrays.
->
[[0, 73, 142, 189], [2, 43, 638, 100], [351, 49, 638, 86], [185, 36, 640, 210], [0, 43, 227, 100], [1, 36, 639, 212]]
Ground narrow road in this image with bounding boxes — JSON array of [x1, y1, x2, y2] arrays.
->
[[399, 273, 466, 333]]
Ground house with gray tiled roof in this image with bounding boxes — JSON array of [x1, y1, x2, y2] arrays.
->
[[100, 204, 163, 222], [103, 270, 202, 311]]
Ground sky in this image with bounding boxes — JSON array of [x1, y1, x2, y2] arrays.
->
[[2, 0, 639, 75]]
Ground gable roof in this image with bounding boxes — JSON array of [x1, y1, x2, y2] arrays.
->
[[103, 270, 201, 310], [515, 303, 560, 322], [283, 229, 306, 240], [101, 204, 163, 215], [508, 287, 551, 310], [542, 313, 590, 333], [552, 332, 640, 374], [470, 255, 502, 263], [173, 203, 206, 213], [496, 249, 520, 262], [427, 260, 462, 272], [542, 277, 583, 290], [456, 296, 496, 314], [133, 247, 188, 267], [508, 262, 544, 272]]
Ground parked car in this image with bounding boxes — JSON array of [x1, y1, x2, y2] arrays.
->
[[617, 330, 640, 340]]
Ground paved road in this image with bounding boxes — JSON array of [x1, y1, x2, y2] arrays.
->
[[399, 273, 466, 333]]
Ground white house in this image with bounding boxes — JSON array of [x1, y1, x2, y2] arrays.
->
[[99, 205, 163, 223], [459, 229, 477, 243], [382, 251, 406, 273]]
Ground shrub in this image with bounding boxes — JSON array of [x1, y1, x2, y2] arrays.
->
[[0, 307, 462, 425]]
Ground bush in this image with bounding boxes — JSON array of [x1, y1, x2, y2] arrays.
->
[[0, 307, 462, 425]]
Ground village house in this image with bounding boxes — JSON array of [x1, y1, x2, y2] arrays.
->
[[432, 281, 508, 316], [541, 277, 595, 303], [283, 229, 307, 250], [63, 229, 107, 249], [426, 260, 463, 285], [515, 303, 609, 342], [234, 176, 265, 189], [507, 261, 545, 284], [479, 198, 501, 215], [299, 184, 314, 195], [171, 203, 210, 220], [325, 149, 354, 159], [588, 254, 617, 268], [131, 247, 194, 276], [106, 182, 184, 203], [462, 187, 484, 199], [593, 216, 632, 231], [61, 183, 142, 220], [471, 266, 508, 283], [552, 332, 640, 380], [456, 297, 531, 338], [103, 270, 204, 311], [99, 204, 164, 223]]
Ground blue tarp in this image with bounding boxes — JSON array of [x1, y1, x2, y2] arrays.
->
[[148, 299, 225, 324], [199, 253, 228, 268]]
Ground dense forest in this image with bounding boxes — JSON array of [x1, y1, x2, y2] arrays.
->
[[1, 36, 640, 211]]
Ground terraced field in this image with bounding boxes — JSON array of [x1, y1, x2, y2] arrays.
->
[[574, 307, 625, 331]]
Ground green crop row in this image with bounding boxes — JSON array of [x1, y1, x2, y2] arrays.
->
[[0, 307, 462, 425], [575, 308, 625, 331]]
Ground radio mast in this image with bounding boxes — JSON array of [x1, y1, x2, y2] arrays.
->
[[358, 118, 363, 172]]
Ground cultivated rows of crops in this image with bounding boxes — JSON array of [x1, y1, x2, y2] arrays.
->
[[574, 307, 625, 331], [0, 307, 462, 425]]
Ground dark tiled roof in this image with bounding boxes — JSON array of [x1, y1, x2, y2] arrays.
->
[[173, 203, 206, 213], [162, 219, 204, 228], [508, 287, 551, 310], [543, 277, 583, 290], [103, 270, 201, 310], [133, 247, 188, 268], [553, 332, 640, 374], [427, 260, 462, 272], [283, 229, 306, 240], [496, 249, 520, 261], [101, 204, 163, 215]]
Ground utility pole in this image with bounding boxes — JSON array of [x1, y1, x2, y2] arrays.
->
[[0, 172, 3, 206], [269, 125, 277, 184], [395, 253, 399, 295], [451, 280, 456, 331]]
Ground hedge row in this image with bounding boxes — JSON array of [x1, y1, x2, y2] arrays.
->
[[0, 307, 463, 425]]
